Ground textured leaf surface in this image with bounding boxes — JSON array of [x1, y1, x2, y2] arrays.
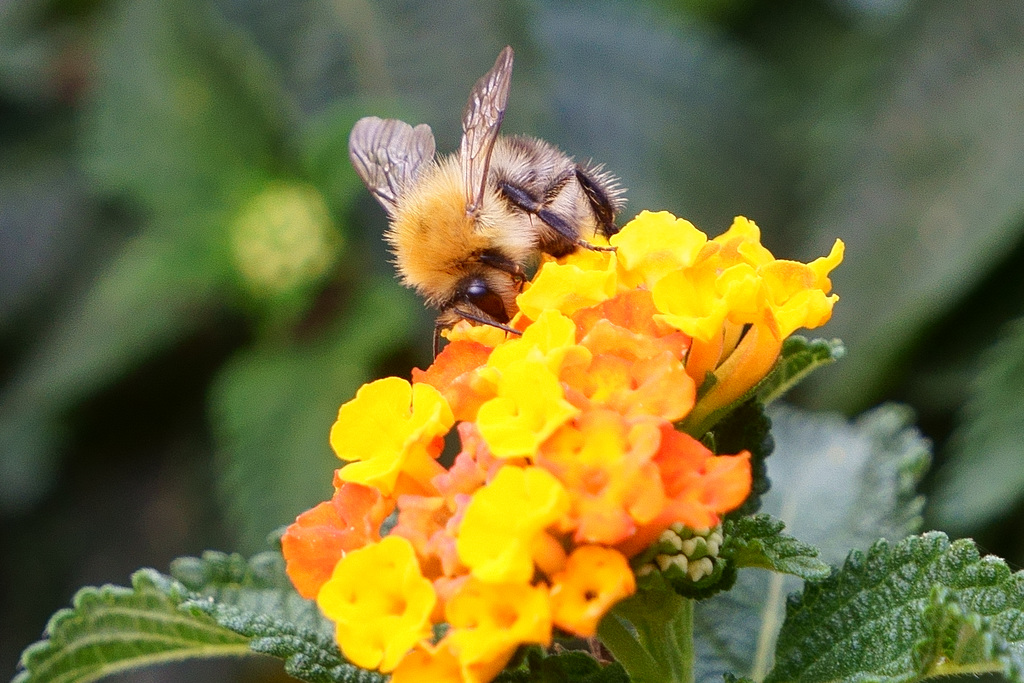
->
[[722, 514, 830, 581], [173, 551, 383, 683], [693, 404, 932, 683], [767, 532, 1024, 683], [930, 316, 1024, 534], [14, 569, 250, 683], [753, 337, 845, 407], [16, 550, 382, 683]]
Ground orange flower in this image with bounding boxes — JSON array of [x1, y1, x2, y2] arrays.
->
[[549, 545, 636, 636], [413, 341, 494, 422], [537, 410, 665, 545], [281, 482, 394, 599], [621, 424, 751, 557]]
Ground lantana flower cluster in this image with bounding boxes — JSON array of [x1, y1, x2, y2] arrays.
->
[[281, 211, 844, 683]]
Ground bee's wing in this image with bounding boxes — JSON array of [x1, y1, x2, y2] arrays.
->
[[349, 116, 436, 216], [460, 46, 514, 215]]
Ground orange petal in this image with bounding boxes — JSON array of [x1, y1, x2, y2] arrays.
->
[[281, 482, 394, 599]]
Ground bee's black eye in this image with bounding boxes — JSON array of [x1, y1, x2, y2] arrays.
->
[[463, 279, 509, 323]]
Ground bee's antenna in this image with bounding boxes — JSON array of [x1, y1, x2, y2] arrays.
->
[[451, 308, 524, 336]]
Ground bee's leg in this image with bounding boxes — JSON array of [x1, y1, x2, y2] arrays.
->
[[433, 323, 445, 358], [574, 165, 620, 237], [498, 181, 613, 253], [478, 249, 527, 287]]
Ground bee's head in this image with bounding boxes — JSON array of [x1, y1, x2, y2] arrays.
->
[[433, 271, 523, 356]]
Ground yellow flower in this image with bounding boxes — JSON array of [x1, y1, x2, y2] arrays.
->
[[444, 579, 552, 682], [516, 251, 617, 320], [713, 215, 774, 267], [391, 643, 465, 683], [650, 258, 733, 342], [475, 357, 580, 459], [457, 465, 570, 583], [443, 319, 509, 348], [610, 210, 707, 289], [331, 377, 454, 495], [549, 545, 636, 637], [486, 309, 591, 376], [317, 535, 436, 673]]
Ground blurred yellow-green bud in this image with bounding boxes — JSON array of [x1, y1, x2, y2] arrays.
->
[[230, 182, 340, 298]]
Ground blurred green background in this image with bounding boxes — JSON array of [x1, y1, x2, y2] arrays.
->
[[3, 0, 1024, 679]]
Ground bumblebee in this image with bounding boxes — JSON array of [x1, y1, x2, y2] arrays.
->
[[349, 46, 625, 353]]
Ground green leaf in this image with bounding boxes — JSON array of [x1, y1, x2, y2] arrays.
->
[[753, 337, 845, 407], [208, 278, 422, 551], [722, 514, 830, 581], [930, 316, 1024, 535], [14, 569, 251, 683], [764, 404, 931, 564], [692, 404, 932, 683], [600, 576, 695, 683], [794, 1, 1024, 412], [15, 550, 384, 683], [766, 532, 1024, 683], [172, 551, 384, 683]]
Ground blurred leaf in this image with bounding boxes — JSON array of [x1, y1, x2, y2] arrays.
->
[[0, 125, 92, 331], [209, 278, 420, 551], [0, 231, 224, 512], [764, 403, 931, 562], [83, 0, 291, 217], [794, 1, 1024, 411], [692, 404, 932, 683], [767, 533, 1024, 683], [534, 0, 789, 232], [0, 0, 301, 511], [930, 317, 1024, 535]]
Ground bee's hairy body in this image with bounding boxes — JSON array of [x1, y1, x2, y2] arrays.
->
[[349, 47, 624, 349]]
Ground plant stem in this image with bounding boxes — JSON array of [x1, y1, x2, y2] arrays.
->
[[599, 588, 695, 683]]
